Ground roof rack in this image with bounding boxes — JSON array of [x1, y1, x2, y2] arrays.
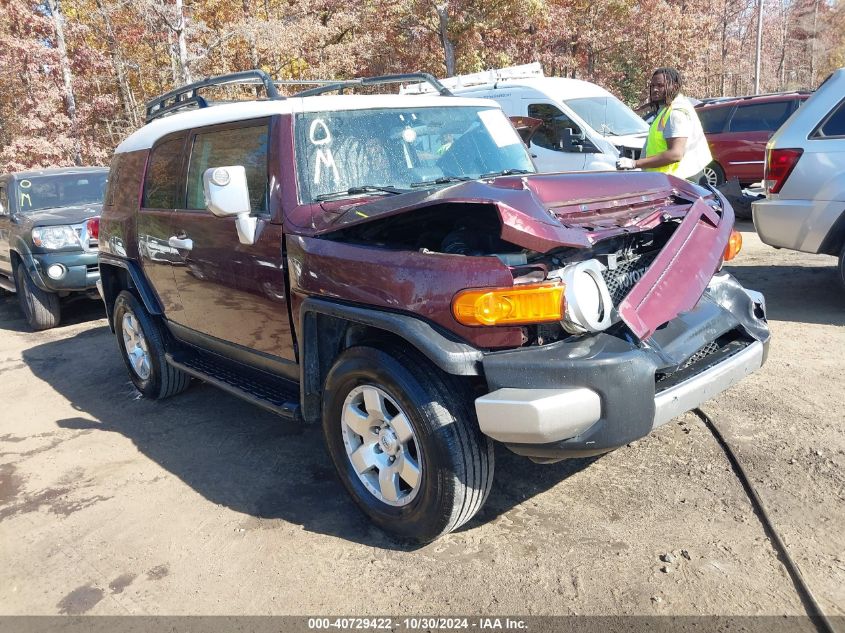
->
[[402, 62, 545, 95], [145, 70, 283, 123], [292, 73, 453, 97]]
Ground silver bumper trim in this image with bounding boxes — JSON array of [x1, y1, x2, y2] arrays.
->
[[652, 340, 765, 428], [475, 387, 601, 444]]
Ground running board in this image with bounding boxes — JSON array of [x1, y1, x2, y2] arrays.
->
[[0, 275, 16, 293], [166, 351, 302, 421]]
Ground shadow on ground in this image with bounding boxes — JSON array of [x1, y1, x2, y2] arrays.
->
[[723, 263, 845, 327], [19, 325, 593, 550]]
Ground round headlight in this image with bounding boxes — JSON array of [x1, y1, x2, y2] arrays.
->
[[554, 260, 613, 334], [47, 264, 66, 280]]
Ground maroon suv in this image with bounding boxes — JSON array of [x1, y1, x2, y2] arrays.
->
[[697, 92, 810, 187], [97, 71, 770, 542]]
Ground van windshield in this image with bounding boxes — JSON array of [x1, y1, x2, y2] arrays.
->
[[295, 106, 535, 203], [15, 172, 108, 212], [565, 97, 648, 137]]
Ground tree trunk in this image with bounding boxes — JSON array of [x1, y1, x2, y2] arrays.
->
[[810, 0, 819, 87], [47, 0, 81, 165], [95, 0, 140, 129], [175, 0, 191, 84], [434, 3, 455, 77]]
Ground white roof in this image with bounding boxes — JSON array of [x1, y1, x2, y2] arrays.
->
[[115, 94, 496, 153], [454, 76, 613, 100]]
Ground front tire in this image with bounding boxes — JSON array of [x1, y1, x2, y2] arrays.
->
[[321, 345, 494, 542], [113, 290, 190, 399], [15, 265, 60, 330]]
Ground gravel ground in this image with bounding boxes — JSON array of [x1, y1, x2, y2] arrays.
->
[[0, 221, 843, 617]]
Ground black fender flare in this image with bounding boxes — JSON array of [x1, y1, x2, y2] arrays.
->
[[818, 208, 845, 257], [298, 297, 482, 424], [98, 254, 163, 330], [10, 238, 50, 292]]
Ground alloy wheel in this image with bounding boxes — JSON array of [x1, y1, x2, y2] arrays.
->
[[121, 311, 151, 380]]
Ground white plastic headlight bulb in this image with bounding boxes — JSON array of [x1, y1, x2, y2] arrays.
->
[[551, 259, 613, 334]]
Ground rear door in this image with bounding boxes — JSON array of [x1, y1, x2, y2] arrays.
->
[[169, 118, 296, 372], [138, 133, 186, 318], [722, 100, 794, 184]]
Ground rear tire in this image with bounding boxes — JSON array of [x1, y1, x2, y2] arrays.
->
[[321, 345, 494, 542], [15, 265, 60, 330], [702, 162, 726, 187], [113, 290, 191, 399]]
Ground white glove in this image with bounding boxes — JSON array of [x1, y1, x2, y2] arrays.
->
[[616, 157, 637, 170]]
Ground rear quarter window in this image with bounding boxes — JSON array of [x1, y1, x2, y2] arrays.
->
[[697, 106, 731, 134], [811, 98, 845, 139], [728, 101, 793, 133]]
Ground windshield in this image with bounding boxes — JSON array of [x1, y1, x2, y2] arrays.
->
[[565, 96, 648, 137], [295, 106, 534, 203], [15, 173, 108, 212]]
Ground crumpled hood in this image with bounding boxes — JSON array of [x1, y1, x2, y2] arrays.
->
[[318, 171, 716, 253], [21, 204, 102, 229]]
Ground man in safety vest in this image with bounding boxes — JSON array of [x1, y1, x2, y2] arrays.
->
[[616, 67, 712, 183]]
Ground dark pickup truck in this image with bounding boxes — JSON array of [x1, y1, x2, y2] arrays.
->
[[97, 71, 769, 542], [0, 167, 108, 329]]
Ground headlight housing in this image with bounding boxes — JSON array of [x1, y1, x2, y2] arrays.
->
[[550, 259, 613, 334], [32, 225, 80, 250]]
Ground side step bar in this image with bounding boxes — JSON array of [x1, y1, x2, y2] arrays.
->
[[0, 275, 16, 293], [166, 351, 302, 421]]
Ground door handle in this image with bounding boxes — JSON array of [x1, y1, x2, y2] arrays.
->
[[168, 235, 193, 251]]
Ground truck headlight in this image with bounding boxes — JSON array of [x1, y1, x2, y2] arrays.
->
[[550, 259, 613, 334], [32, 225, 80, 250]]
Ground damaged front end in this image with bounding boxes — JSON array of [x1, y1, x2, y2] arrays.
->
[[300, 170, 740, 349]]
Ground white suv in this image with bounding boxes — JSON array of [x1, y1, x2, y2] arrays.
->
[[752, 67, 845, 287]]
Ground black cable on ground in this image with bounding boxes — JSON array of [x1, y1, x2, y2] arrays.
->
[[692, 407, 838, 633]]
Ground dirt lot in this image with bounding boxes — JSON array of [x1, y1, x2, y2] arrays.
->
[[0, 221, 843, 617]]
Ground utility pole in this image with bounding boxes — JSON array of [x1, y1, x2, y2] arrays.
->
[[754, 0, 764, 94]]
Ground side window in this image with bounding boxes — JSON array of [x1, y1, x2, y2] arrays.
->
[[728, 101, 792, 133], [812, 98, 845, 139], [143, 136, 185, 209], [186, 124, 269, 213], [697, 106, 731, 134], [527, 103, 582, 151]]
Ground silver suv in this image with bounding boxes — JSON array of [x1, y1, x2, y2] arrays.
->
[[752, 67, 845, 287]]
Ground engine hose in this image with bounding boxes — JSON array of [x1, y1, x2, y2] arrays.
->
[[692, 408, 837, 633]]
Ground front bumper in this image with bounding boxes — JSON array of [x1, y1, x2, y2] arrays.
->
[[28, 251, 100, 293], [473, 273, 769, 460]]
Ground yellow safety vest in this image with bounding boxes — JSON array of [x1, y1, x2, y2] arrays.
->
[[644, 105, 678, 175], [643, 98, 713, 179]]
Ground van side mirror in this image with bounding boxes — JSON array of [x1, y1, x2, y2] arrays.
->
[[202, 166, 258, 245]]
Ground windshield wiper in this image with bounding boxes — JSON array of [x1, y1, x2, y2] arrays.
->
[[410, 176, 472, 188], [314, 185, 409, 201], [479, 169, 531, 179]]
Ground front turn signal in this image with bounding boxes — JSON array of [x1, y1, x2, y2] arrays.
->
[[724, 229, 743, 262], [452, 282, 565, 326]]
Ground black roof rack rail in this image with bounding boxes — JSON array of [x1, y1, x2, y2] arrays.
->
[[292, 73, 453, 98], [145, 70, 284, 124]]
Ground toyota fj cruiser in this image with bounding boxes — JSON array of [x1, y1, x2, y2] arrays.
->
[[0, 167, 108, 329], [98, 71, 770, 542]]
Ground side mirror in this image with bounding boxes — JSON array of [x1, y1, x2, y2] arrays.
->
[[202, 166, 258, 245]]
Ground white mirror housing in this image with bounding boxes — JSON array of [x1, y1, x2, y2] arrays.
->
[[203, 165, 258, 245]]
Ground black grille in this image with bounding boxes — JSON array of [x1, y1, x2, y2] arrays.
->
[[655, 336, 751, 393], [86, 264, 99, 274], [601, 250, 659, 306]]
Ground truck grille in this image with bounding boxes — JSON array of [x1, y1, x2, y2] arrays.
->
[[601, 250, 659, 306], [654, 334, 751, 393]]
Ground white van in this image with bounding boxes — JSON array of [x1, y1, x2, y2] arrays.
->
[[403, 63, 648, 174]]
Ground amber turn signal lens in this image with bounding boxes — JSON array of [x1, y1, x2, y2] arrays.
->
[[724, 229, 743, 262], [452, 282, 565, 326]]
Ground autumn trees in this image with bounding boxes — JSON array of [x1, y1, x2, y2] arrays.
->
[[0, 0, 842, 172]]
